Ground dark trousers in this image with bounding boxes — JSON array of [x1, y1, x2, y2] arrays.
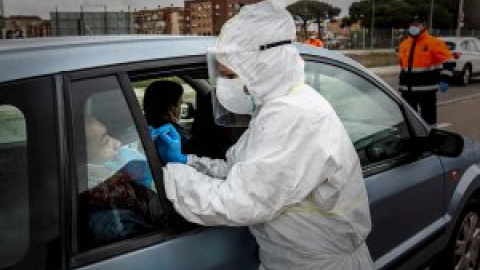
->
[[401, 90, 437, 125]]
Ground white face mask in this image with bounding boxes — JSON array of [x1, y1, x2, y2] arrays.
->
[[216, 77, 255, 115], [408, 26, 421, 37]]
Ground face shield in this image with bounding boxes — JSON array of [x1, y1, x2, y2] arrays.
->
[[207, 49, 253, 127], [207, 40, 293, 127]]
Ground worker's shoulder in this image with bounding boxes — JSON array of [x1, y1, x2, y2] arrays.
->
[[265, 87, 334, 120], [399, 38, 412, 48]]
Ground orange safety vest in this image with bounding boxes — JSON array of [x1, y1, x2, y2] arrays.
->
[[398, 31, 455, 92], [306, 39, 324, 48]]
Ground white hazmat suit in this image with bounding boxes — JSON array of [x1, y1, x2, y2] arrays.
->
[[162, 1, 374, 269]]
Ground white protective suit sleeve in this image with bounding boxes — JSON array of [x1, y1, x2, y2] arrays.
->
[[186, 155, 229, 179], [163, 101, 339, 226]]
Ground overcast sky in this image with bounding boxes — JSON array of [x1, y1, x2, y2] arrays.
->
[[4, 0, 354, 19]]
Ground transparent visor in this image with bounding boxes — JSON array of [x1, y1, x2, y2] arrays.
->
[[207, 51, 252, 127]]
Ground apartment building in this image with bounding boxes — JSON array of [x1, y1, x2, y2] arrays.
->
[[3, 16, 51, 39], [134, 6, 185, 35], [185, 0, 260, 36]]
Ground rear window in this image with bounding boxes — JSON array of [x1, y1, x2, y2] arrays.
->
[[445, 42, 456, 51]]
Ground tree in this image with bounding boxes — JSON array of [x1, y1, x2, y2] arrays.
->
[[347, 0, 457, 30], [309, 2, 341, 37], [287, 0, 341, 39], [462, 0, 480, 30], [287, 0, 313, 40]]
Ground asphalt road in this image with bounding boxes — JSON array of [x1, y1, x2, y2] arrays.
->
[[379, 74, 480, 142]]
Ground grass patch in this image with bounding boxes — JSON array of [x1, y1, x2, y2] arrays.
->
[[346, 52, 397, 67]]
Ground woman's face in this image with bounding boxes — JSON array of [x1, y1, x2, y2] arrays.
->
[[167, 100, 182, 123]]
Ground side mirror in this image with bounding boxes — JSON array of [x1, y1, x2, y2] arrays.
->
[[413, 129, 464, 158], [427, 129, 464, 157]]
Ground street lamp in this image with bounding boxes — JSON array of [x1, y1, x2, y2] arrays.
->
[[429, 0, 434, 32], [456, 0, 464, 37], [360, 14, 366, 50], [371, 0, 375, 49]]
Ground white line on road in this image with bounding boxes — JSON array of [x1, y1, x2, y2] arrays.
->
[[438, 92, 480, 106]]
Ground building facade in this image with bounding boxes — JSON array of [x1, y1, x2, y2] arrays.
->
[[185, 0, 260, 36], [134, 6, 185, 35], [50, 11, 133, 36], [3, 16, 51, 39]]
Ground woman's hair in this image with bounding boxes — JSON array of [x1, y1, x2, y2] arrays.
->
[[143, 80, 184, 128]]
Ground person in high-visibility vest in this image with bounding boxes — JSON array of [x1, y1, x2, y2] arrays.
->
[[306, 35, 324, 48], [398, 15, 455, 125]]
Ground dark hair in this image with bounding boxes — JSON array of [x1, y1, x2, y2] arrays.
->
[[143, 80, 184, 128], [410, 14, 427, 25]]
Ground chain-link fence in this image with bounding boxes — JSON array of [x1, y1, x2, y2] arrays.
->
[[319, 28, 480, 50]]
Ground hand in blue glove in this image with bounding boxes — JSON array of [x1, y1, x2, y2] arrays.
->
[[150, 124, 187, 164], [439, 82, 449, 93]]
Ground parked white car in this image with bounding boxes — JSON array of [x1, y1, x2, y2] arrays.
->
[[440, 37, 480, 85]]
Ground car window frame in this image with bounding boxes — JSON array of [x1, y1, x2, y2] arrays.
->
[[301, 54, 429, 178], [63, 56, 210, 268]]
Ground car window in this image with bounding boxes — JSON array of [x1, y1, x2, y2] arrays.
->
[[461, 41, 469, 51], [468, 40, 478, 52], [0, 105, 28, 269], [132, 74, 238, 160], [305, 62, 411, 168], [70, 76, 170, 252], [445, 42, 456, 51]]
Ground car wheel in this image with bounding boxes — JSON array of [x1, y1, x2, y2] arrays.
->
[[432, 202, 480, 270], [461, 65, 472, 86]]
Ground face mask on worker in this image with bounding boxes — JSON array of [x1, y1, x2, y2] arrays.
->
[[216, 77, 255, 115], [408, 26, 421, 37]]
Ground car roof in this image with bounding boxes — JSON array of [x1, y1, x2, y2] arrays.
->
[[0, 35, 370, 84]]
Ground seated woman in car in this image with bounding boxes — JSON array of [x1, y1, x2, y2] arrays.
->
[[143, 80, 190, 148]]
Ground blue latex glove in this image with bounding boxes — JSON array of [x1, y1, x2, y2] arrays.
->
[[439, 82, 449, 93], [150, 124, 187, 164]]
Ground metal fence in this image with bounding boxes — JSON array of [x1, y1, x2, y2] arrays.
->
[[323, 28, 480, 50], [51, 12, 133, 36]]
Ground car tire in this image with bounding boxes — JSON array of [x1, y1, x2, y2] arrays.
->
[[431, 201, 480, 270], [460, 65, 472, 86]]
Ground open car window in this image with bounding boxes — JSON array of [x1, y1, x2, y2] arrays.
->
[[130, 70, 243, 160]]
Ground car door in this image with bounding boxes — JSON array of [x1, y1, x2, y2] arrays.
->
[[460, 40, 474, 72], [468, 38, 480, 74], [0, 77, 63, 270], [65, 65, 258, 270], [304, 58, 446, 269]]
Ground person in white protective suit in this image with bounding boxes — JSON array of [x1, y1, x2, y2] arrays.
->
[[152, 0, 374, 269]]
